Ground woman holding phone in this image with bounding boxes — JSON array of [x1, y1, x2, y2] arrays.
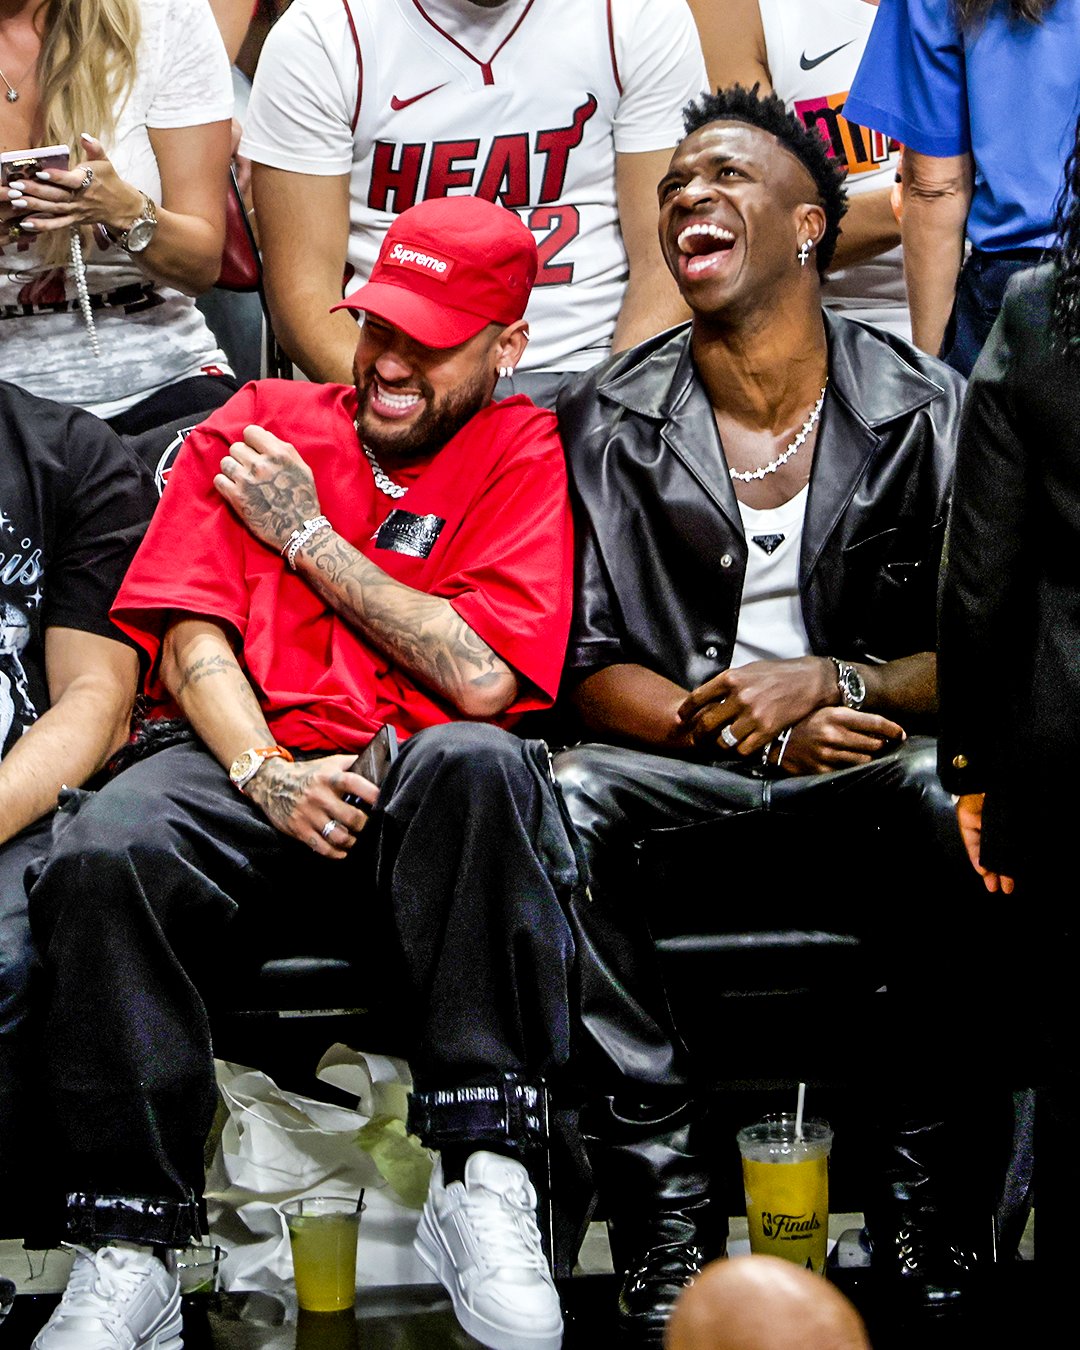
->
[[0, 0, 236, 433]]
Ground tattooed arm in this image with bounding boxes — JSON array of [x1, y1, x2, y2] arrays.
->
[[213, 424, 519, 718], [160, 616, 375, 857]]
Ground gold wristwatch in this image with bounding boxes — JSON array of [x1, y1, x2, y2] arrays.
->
[[228, 744, 293, 792]]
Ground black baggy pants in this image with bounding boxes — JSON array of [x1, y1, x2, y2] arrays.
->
[[0, 814, 56, 1235], [27, 723, 583, 1247]]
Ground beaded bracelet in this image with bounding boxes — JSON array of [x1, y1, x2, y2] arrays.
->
[[282, 515, 331, 570]]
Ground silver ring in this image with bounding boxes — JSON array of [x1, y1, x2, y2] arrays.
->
[[321, 819, 340, 841], [77, 168, 94, 192], [720, 725, 739, 749]]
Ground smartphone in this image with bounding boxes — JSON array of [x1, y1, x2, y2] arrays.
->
[[1, 143, 70, 186], [344, 724, 399, 804]]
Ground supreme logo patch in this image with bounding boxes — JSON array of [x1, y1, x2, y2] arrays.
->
[[384, 241, 454, 282], [375, 510, 446, 558]]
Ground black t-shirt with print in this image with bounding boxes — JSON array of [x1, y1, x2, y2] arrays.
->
[[0, 381, 156, 758]]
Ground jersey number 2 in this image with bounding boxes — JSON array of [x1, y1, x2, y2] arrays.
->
[[528, 205, 579, 286]]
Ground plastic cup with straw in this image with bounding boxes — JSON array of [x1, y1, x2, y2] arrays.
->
[[282, 1190, 367, 1312], [736, 1083, 833, 1273]]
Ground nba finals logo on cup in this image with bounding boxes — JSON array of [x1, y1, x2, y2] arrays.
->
[[761, 1210, 824, 1241], [737, 1111, 833, 1275]]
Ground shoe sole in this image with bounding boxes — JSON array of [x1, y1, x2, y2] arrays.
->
[[414, 1215, 562, 1350]]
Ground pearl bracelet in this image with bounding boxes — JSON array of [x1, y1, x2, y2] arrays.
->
[[282, 515, 331, 570]]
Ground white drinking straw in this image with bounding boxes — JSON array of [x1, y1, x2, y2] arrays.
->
[[795, 1082, 806, 1140]]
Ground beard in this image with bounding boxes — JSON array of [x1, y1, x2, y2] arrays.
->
[[355, 362, 494, 462]]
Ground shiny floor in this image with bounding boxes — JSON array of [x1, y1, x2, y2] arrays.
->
[[0, 1208, 1043, 1349]]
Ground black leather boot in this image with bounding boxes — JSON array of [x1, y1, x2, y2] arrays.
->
[[584, 1097, 725, 1346], [863, 1111, 995, 1317]]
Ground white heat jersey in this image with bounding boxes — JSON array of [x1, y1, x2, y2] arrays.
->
[[758, 0, 909, 337], [242, 0, 707, 373]]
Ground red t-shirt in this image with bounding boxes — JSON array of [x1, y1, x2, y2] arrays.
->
[[111, 380, 573, 750]]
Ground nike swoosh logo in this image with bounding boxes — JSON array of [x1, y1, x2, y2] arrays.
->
[[390, 83, 448, 111], [800, 41, 854, 70]]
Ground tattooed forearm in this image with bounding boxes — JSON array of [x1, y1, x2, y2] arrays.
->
[[169, 639, 271, 745], [176, 653, 238, 696], [298, 533, 517, 714], [233, 668, 271, 728]]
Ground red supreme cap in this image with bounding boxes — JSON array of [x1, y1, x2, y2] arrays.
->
[[333, 196, 538, 349]]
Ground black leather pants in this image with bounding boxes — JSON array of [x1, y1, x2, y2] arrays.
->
[[553, 736, 1018, 1238], [553, 735, 1010, 1071]]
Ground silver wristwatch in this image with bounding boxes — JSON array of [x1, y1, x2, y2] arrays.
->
[[830, 657, 866, 710], [113, 192, 158, 254]]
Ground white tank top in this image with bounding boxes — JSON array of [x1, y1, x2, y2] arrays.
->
[[732, 486, 812, 668], [758, 0, 909, 337], [241, 0, 706, 373]]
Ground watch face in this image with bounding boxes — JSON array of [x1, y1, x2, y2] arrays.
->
[[229, 750, 256, 783], [842, 667, 866, 707], [125, 218, 156, 252]]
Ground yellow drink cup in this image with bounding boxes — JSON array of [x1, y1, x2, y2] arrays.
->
[[282, 1196, 364, 1312], [736, 1114, 833, 1274]]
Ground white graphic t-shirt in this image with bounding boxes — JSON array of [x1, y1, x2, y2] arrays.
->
[[0, 0, 234, 418]]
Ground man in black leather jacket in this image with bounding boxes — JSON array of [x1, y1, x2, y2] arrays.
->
[[553, 86, 1007, 1336]]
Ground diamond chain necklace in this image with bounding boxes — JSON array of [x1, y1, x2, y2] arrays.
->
[[729, 381, 829, 483], [0, 48, 35, 104], [354, 418, 407, 499]]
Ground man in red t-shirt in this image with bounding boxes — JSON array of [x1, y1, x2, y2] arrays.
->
[[28, 197, 573, 1350]]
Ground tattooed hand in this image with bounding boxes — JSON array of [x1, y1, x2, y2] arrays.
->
[[245, 753, 378, 858], [214, 425, 323, 552]]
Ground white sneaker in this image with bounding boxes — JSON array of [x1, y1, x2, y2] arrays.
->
[[32, 1244, 182, 1349], [415, 1152, 563, 1350]]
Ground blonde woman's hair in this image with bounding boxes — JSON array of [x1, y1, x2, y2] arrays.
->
[[36, 0, 141, 268], [39, 0, 141, 151]]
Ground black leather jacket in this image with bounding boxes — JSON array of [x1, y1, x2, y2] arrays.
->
[[558, 312, 964, 696]]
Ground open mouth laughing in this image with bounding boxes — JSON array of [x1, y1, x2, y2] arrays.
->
[[676, 222, 737, 280]]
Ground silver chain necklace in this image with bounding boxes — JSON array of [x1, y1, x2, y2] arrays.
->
[[729, 382, 828, 483], [0, 51, 34, 103], [354, 418, 407, 499]]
